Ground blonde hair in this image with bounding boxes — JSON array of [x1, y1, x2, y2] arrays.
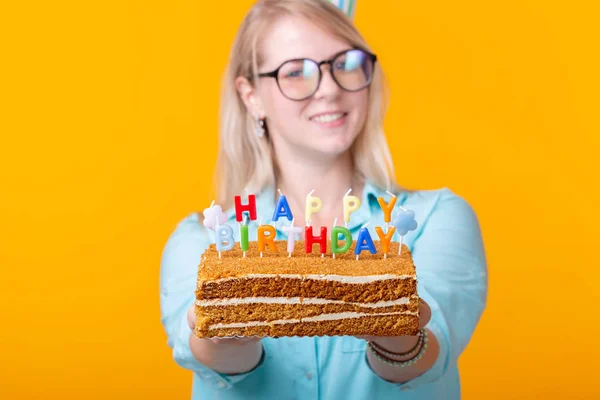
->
[[214, 0, 397, 209]]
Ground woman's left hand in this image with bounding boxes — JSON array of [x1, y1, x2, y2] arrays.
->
[[355, 299, 431, 353]]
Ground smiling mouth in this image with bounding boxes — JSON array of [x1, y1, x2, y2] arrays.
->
[[309, 112, 347, 123]]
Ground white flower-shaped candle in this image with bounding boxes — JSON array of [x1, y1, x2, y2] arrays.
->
[[203, 201, 231, 258], [392, 207, 418, 255]]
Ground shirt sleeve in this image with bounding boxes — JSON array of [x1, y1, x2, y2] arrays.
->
[[393, 189, 488, 390], [159, 213, 263, 390]]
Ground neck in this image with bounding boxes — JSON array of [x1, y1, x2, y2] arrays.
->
[[274, 148, 364, 228]]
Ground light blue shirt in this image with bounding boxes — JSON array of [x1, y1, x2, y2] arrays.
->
[[160, 182, 487, 399]]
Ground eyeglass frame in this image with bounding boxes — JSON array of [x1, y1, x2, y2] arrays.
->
[[255, 48, 378, 101]]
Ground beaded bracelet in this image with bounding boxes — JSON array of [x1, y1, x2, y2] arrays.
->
[[368, 330, 424, 360], [367, 329, 428, 368]]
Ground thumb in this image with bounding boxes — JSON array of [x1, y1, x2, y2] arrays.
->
[[187, 304, 196, 331]]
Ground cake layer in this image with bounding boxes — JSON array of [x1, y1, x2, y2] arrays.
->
[[198, 240, 416, 281], [196, 313, 419, 338], [196, 296, 419, 326], [197, 276, 415, 302]]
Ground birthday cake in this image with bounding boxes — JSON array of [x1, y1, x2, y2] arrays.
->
[[193, 191, 420, 338], [194, 240, 418, 338]]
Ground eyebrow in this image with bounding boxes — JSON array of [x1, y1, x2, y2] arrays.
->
[[265, 48, 355, 69]]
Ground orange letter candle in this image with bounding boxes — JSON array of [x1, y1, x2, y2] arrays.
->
[[377, 196, 397, 223], [257, 225, 278, 253], [375, 226, 396, 254]]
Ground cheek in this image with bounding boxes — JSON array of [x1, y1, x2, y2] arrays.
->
[[348, 92, 370, 130], [264, 90, 307, 133]]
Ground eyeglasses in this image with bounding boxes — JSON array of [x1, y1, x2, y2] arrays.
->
[[257, 48, 377, 101]]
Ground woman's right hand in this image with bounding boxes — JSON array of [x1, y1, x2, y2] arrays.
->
[[187, 304, 263, 374]]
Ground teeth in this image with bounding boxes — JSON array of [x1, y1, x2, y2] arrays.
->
[[312, 113, 344, 123]]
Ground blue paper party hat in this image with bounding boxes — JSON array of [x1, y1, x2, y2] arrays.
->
[[327, 0, 357, 20]]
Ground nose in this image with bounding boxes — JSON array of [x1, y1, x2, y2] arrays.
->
[[313, 62, 341, 100]]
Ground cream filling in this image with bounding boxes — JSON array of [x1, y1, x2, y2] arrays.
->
[[197, 296, 414, 308], [207, 273, 415, 284], [209, 311, 418, 330]]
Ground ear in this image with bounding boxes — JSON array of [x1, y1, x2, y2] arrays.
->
[[235, 76, 265, 119]]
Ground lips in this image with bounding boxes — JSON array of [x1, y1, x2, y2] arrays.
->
[[309, 112, 347, 123]]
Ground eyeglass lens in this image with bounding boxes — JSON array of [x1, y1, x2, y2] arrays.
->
[[277, 49, 374, 100]]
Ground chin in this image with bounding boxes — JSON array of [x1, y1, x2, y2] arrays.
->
[[306, 136, 356, 158]]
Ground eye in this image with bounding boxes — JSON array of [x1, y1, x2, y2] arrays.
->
[[285, 70, 304, 78]]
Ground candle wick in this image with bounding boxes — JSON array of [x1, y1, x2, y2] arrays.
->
[[210, 200, 215, 208], [344, 188, 352, 197], [385, 190, 396, 198], [278, 188, 283, 197], [307, 189, 315, 198]]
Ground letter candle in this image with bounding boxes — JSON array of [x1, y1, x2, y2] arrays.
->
[[239, 215, 249, 257], [305, 225, 328, 256], [305, 189, 322, 227], [273, 188, 293, 222], [377, 191, 397, 233], [282, 218, 303, 257], [331, 217, 352, 259], [255, 216, 280, 258], [375, 225, 396, 259], [354, 222, 376, 260], [343, 188, 361, 228], [332, 217, 337, 259]]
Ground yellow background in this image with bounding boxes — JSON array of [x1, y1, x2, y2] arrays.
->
[[1, 0, 598, 398]]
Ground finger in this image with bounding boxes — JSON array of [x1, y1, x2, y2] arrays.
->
[[187, 304, 196, 331], [355, 335, 377, 341], [418, 298, 432, 329], [209, 336, 261, 345]]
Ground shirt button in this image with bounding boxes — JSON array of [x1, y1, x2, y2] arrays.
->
[[306, 371, 312, 380]]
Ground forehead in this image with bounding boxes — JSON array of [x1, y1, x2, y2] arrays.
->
[[259, 16, 352, 69]]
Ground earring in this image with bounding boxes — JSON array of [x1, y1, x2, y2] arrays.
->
[[255, 115, 265, 137]]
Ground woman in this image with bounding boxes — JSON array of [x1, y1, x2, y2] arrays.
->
[[160, 0, 487, 398]]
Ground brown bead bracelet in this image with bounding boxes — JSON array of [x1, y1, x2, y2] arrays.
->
[[367, 329, 428, 367], [368, 329, 425, 360]]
